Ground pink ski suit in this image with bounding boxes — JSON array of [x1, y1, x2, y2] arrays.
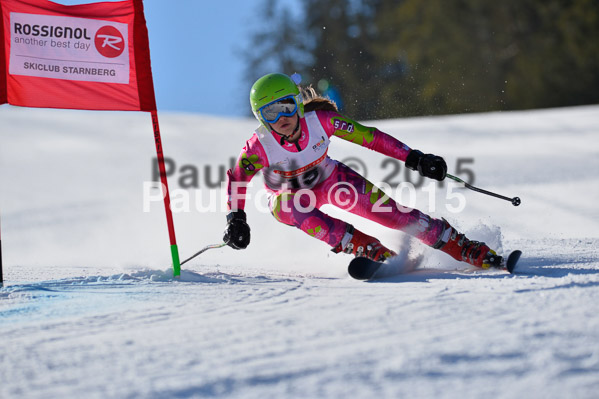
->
[[226, 110, 445, 251]]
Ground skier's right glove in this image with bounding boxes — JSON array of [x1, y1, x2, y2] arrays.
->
[[405, 149, 447, 181], [223, 210, 251, 250]]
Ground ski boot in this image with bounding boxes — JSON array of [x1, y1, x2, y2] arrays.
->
[[433, 219, 502, 269], [332, 225, 396, 262]]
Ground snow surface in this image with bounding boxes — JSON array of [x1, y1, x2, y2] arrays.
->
[[1, 105, 598, 398]]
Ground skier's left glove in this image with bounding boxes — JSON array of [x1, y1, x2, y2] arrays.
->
[[405, 149, 447, 181], [223, 210, 251, 250]]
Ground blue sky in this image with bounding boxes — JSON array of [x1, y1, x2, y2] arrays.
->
[[55, 0, 261, 117]]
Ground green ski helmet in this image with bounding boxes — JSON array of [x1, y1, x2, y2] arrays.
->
[[250, 73, 304, 127]]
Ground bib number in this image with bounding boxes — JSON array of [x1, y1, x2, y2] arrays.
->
[[288, 167, 321, 189]]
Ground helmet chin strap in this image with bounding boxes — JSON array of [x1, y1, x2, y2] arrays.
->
[[272, 118, 301, 146]]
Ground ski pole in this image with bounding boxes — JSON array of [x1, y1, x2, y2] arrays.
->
[[180, 242, 227, 266], [446, 174, 521, 206]]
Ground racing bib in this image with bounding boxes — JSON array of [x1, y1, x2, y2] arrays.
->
[[257, 111, 336, 190]]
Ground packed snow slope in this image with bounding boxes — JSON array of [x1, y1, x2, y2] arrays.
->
[[1, 105, 598, 398]]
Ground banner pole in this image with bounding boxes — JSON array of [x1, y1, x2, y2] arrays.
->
[[150, 110, 181, 277], [0, 212, 3, 286]]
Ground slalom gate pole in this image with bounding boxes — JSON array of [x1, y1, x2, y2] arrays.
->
[[0, 213, 3, 286], [446, 174, 521, 206], [151, 110, 181, 277]]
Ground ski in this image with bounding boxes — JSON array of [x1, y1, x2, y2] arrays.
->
[[504, 250, 522, 273], [348, 249, 523, 280], [484, 249, 522, 273], [348, 257, 384, 280]]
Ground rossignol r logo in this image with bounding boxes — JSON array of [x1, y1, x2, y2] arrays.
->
[[94, 26, 125, 58]]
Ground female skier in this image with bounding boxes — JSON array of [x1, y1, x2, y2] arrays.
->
[[223, 73, 499, 268]]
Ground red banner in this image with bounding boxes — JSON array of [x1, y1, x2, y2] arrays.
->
[[0, 0, 156, 111]]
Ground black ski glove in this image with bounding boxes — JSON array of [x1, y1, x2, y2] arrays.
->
[[223, 210, 251, 250], [405, 149, 447, 181]]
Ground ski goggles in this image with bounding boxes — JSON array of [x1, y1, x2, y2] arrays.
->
[[259, 95, 299, 124]]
